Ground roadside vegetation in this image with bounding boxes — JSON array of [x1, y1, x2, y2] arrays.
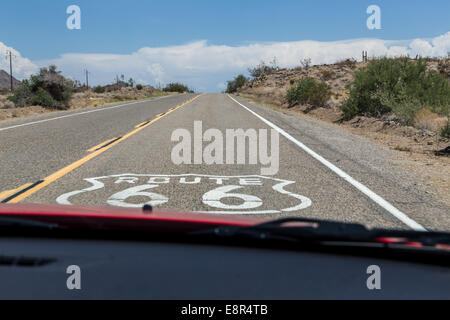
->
[[225, 58, 279, 93], [163, 83, 194, 93], [286, 77, 331, 107], [341, 57, 450, 129], [91, 77, 142, 95], [1, 66, 194, 122], [248, 58, 280, 78], [225, 55, 449, 156], [8, 65, 74, 110], [226, 74, 248, 93], [441, 122, 450, 138]]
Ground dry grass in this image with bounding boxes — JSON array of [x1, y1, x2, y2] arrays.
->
[[0, 94, 14, 109], [0, 86, 173, 123], [414, 109, 448, 132], [393, 145, 412, 152], [0, 105, 55, 121]]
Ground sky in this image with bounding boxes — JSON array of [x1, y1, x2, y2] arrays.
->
[[0, 0, 449, 92]]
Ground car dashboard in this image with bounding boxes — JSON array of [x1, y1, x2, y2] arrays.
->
[[0, 236, 449, 299]]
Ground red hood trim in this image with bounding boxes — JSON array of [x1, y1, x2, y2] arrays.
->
[[0, 203, 267, 232]]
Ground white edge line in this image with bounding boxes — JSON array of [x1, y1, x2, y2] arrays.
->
[[227, 94, 427, 232], [0, 94, 179, 132]]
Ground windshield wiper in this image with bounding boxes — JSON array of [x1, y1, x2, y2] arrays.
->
[[191, 217, 450, 248], [0, 217, 64, 231]]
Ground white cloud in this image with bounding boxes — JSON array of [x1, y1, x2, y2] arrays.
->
[[0, 42, 38, 80], [216, 82, 226, 90], [2, 32, 449, 91]]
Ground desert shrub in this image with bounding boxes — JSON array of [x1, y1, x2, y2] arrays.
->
[[30, 88, 57, 107], [320, 70, 335, 81], [248, 59, 279, 78], [8, 65, 74, 109], [7, 81, 32, 107], [136, 84, 143, 90], [341, 57, 450, 124], [163, 83, 191, 93], [112, 95, 127, 101], [441, 122, 450, 138], [300, 58, 312, 69], [93, 86, 106, 94], [285, 77, 331, 107], [438, 60, 450, 79], [226, 74, 248, 93], [289, 78, 296, 85]]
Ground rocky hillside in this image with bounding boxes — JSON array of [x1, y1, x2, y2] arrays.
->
[[240, 58, 449, 110], [0, 69, 20, 89], [236, 58, 450, 157]]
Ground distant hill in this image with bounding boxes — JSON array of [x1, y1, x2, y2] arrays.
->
[[0, 70, 20, 89]]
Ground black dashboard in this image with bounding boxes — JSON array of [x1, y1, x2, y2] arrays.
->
[[0, 237, 449, 299]]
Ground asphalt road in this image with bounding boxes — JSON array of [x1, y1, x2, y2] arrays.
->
[[1, 93, 448, 231]]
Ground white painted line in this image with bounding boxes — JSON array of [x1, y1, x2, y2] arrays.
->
[[227, 94, 427, 231], [0, 94, 178, 132]]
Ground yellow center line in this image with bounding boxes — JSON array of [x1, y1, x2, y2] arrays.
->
[[87, 137, 119, 152], [4, 94, 203, 204], [134, 121, 148, 128], [0, 183, 32, 202]]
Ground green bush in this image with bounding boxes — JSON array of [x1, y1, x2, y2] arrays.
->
[[136, 84, 143, 90], [341, 57, 450, 123], [93, 86, 106, 94], [30, 88, 57, 107], [7, 80, 32, 107], [163, 83, 192, 93], [226, 74, 248, 93], [8, 65, 74, 109], [285, 77, 331, 107], [441, 122, 450, 138]]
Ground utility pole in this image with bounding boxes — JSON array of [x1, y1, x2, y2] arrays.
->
[[6, 51, 14, 92], [85, 69, 90, 89]]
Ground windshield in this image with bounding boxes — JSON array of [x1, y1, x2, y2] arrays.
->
[[0, 1, 448, 234]]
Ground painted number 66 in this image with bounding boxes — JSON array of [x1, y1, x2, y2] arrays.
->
[[107, 184, 263, 210]]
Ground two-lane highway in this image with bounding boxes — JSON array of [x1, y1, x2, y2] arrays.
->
[[1, 93, 448, 231], [0, 94, 195, 196]]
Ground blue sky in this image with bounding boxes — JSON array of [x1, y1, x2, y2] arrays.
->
[[0, 0, 449, 91]]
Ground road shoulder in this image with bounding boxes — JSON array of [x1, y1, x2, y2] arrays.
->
[[231, 94, 450, 231]]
